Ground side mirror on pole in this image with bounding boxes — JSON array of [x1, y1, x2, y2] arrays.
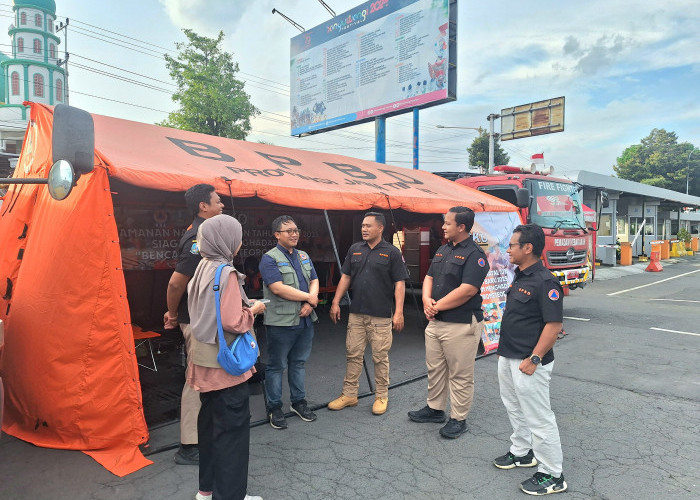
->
[[0, 104, 95, 201], [47, 160, 76, 201], [52, 104, 95, 178], [515, 188, 530, 208]]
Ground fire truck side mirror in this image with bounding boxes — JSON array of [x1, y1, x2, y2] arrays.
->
[[600, 191, 610, 208], [515, 188, 530, 208], [52, 104, 95, 177]]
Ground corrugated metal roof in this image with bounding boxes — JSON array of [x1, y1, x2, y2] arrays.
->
[[565, 170, 700, 206]]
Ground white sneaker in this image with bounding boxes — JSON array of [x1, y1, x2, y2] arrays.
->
[[244, 495, 263, 500]]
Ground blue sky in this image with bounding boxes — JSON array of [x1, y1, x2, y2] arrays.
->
[[5, 0, 697, 178]]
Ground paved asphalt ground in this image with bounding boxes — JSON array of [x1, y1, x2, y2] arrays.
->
[[2, 256, 699, 500]]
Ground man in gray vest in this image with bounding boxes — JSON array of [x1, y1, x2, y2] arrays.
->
[[260, 215, 320, 430]]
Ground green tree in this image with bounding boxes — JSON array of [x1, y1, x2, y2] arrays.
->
[[159, 29, 258, 139], [467, 130, 510, 171], [613, 129, 699, 195]]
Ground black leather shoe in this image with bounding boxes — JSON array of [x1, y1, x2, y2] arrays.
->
[[408, 405, 447, 423], [439, 418, 467, 439]]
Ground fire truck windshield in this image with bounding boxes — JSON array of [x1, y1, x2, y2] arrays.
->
[[527, 179, 585, 229]]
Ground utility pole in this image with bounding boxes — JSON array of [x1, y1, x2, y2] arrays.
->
[[487, 113, 500, 174], [56, 18, 69, 105]]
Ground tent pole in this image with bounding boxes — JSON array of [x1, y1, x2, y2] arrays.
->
[[323, 209, 375, 394]]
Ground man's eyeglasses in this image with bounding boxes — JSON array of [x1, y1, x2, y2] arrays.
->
[[278, 228, 300, 235]]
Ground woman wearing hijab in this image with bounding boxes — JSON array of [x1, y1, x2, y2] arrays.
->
[[187, 214, 266, 500]]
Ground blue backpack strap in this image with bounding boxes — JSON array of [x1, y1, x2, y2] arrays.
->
[[214, 263, 230, 346]]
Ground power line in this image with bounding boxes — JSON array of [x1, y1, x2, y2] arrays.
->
[[0, 5, 483, 167]]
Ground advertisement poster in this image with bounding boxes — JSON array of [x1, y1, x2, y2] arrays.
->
[[290, 0, 452, 135], [473, 212, 521, 353]]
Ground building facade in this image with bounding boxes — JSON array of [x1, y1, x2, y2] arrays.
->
[[0, 0, 63, 166]]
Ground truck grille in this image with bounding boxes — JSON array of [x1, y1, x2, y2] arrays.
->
[[547, 249, 587, 266]]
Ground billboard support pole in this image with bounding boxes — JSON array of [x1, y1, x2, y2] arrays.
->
[[487, 113, 499, 174], [375, 117, 386, 164], [413, 108, 419, 170]]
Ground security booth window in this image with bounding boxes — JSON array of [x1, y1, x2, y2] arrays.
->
[[598, 214, 612, 237]]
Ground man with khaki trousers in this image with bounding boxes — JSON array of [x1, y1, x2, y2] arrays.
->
[[408, 206, 489, 439], [328, 212, 408, 415]]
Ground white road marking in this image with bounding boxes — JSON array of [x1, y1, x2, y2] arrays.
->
[[649, 299, 700, 304], [563, 316, 590, 321], [650, 327, 700, 337], [607, 269, 700, 296]]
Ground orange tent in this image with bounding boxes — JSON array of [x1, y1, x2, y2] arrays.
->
[[0, 103, 516, 476]]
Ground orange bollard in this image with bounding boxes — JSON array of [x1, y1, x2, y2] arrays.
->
[[660, 240, 670, 260], [692, 237, 699, 252], [619, 242, 632, 266], [646, 241, 663, 272]]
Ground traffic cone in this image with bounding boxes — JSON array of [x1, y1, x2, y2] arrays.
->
[[645, 244, 663, 272]]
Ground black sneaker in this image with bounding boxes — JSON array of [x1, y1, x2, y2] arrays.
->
[[269, 407, 288, 429], [494, 449, 538, 469], [520, 472, 568, 496], [439, 418, 467, 439], [408, 405, 447, 423], [290, 399, 317, 422], [173, 444, 199, 465]]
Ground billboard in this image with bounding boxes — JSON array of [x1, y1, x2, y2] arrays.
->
[[290, 0, 457, 136], [500, 96, 565, 141]]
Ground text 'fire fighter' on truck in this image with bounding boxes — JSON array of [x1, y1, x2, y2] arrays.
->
[[457, 165, 593, 290]]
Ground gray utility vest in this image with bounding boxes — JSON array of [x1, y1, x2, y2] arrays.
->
[[262, 246, 318, 326]]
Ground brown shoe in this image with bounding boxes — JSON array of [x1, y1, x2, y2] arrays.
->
[[328, 395, 358, 411], [372, 397, 388, 415]]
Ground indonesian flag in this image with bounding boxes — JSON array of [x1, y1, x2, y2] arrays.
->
[[531, 153, 545, 165]]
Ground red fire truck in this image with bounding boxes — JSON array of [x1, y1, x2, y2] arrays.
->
[[457, 165, 593, 290]]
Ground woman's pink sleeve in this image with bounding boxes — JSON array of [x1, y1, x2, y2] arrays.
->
[[220, 275, 255, 334]]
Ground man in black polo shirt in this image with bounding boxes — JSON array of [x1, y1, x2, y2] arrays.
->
[[493, 224, 567, 496], [408, 206, 489, 439], [328, 212, 408, 415], [164, 184, 223, 465]]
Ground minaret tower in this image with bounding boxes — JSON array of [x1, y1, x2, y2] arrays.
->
[[0, 0, 64, 159]]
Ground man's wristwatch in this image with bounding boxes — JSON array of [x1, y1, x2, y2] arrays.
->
[[529, 354, 541, 365]]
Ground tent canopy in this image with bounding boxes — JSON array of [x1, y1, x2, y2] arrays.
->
[[91, 111, 515, 214]]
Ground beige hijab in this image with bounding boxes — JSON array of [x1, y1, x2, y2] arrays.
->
[[187, 214, 250, 344]]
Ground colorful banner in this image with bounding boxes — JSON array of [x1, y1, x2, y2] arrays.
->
[[473, 212, 521, 353]]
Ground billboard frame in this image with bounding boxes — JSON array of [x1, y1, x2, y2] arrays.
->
[[290, 0, 458, 137], [499, 96, 565, 141]]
